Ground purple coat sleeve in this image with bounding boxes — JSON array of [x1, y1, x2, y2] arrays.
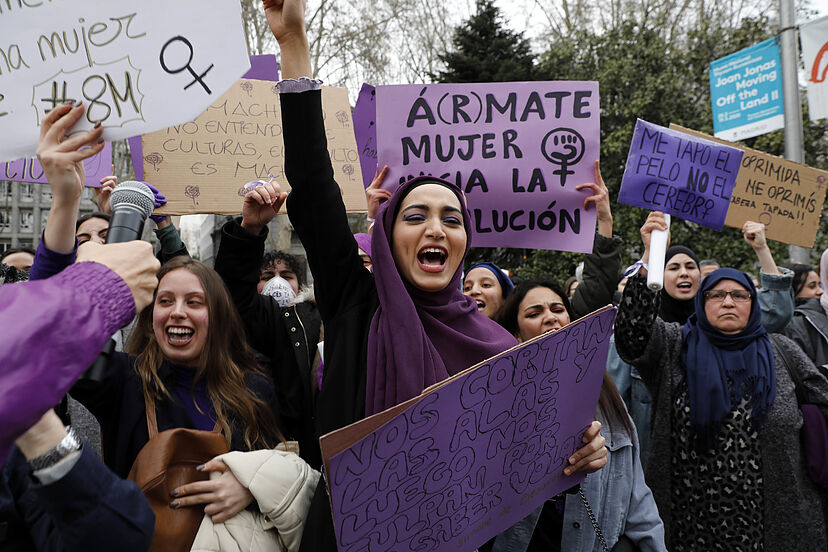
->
[[0, 262, 135, 462], [28, 232, 77, 281]]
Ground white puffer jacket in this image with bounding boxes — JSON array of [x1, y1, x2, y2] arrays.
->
[[190, 446, 319, 552]]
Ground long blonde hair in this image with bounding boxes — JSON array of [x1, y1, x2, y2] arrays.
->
[[126, 257, 282, 449]]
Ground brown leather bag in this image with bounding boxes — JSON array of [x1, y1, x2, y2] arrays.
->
[[127, 395, 228, 552]]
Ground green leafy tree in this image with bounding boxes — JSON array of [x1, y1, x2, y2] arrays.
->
[[523, 17, 828, 280], [437, 0, 536, 271], [437, 0, 535, 84], [437, 7, 828, 282]]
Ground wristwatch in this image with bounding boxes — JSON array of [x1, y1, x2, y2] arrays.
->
[[27, 427, 81, 471]]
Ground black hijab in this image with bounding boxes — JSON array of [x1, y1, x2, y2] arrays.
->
[[659, 245, 700, 324]]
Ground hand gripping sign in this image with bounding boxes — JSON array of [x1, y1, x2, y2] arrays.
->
[[0, 0, 250, 163]]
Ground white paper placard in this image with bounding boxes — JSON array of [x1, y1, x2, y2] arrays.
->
[[0, 0, 250, 163]]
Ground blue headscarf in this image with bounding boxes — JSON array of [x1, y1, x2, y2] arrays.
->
[[466, 262, 515, 298], [681, 268, 776, 452]]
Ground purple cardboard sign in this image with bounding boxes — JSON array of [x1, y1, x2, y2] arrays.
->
[[617, 119, 744, 230], [324, 307, 615, 552], [375, 82, 601, 253], [129, 55, 280, 181], [353, 83, 378, 189], [2, 143, 113, 187]]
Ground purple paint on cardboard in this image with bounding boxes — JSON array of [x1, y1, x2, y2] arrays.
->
[[375, 82, 600, 253], [326, 307, 615, 552], [130, 55, 280, 181], [353, 83, 378, 189], [1, 143, 112, 187], [616, 119, 743, 230]]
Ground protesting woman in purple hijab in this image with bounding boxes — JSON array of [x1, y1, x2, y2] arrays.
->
[[258, 1, 609, 550]]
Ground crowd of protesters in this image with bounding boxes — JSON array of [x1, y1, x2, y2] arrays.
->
[[0, 1, 826, 551]]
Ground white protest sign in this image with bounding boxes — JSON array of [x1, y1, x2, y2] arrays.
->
[[0, 0, 250, 163]]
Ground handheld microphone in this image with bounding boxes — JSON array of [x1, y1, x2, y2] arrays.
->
[[647, 213, 671, 291], [106, 181, 156, 243], [84, 181, 156, 382]]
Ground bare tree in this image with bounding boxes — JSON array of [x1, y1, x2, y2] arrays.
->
[[237, 0, 466, 95]]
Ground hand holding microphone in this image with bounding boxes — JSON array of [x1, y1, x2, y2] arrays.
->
[[76, 241, 160, 312], [82, 180, 158, 381]]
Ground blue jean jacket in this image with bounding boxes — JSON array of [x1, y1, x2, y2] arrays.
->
[[490, 409, 666, 552], [606, 336, 651, 467]]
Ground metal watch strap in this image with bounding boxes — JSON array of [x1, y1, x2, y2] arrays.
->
[[27, 427, 81, 471]]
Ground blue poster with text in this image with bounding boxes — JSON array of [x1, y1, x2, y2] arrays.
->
[[709, 38, 784, 141]]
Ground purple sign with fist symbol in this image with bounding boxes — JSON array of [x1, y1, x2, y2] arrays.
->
[[374, 81, 601, 252]]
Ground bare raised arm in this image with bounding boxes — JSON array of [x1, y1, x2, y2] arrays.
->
[[263, 0, 312, 79]]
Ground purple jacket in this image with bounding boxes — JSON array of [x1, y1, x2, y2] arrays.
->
[[0, 262, 135, 462]]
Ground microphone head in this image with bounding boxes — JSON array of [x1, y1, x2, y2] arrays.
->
[[109, 181, 156, 219]]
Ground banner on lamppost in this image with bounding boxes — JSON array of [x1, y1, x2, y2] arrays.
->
[[801, 15, 828, 123], [709, 38, 784, 141]]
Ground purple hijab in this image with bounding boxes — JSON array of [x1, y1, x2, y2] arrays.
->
[[354, 233, 372, 259], [366, 177, 517, 415]]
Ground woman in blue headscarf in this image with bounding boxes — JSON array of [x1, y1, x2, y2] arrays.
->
[[462, 262, 515, 319], [615, 262, 828, 551]]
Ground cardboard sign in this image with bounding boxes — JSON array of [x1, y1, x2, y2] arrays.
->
[[617, 119, 743, 230], [0, 0, 249, 164], [353, 83, 378, 189], [375, 82, 601, 253], [670, 124, 828, 247], [709, 38, 784, 141], [128, 54, 280, 182], [801, 15, 828, 123], [321, 307, 615, 552], [141, 79, 366, 215], [1, 142, 112, 187]]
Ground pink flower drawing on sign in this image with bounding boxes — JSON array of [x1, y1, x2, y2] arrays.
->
[[144, 152, 164, 172], [184, 185, 200, 206], [342, 164, 355, 180], [240, 81, 253, 97]]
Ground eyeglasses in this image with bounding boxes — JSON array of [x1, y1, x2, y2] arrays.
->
[[703, 289, 752, 303]]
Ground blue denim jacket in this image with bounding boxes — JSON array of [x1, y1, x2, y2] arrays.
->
[[490, 409, 667, 552], [756, 268, 794, 332], [606, 337, 652, 467]]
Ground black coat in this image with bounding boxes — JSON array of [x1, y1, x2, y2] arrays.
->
[[782, 297, 828, 374], [214, 219, 323, 467], [70, 353, 279, 479], [0, 445, 154, 551], [282, 89, 379, 551]]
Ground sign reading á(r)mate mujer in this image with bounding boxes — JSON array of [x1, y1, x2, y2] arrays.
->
[[375, 82, 600, 253]]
